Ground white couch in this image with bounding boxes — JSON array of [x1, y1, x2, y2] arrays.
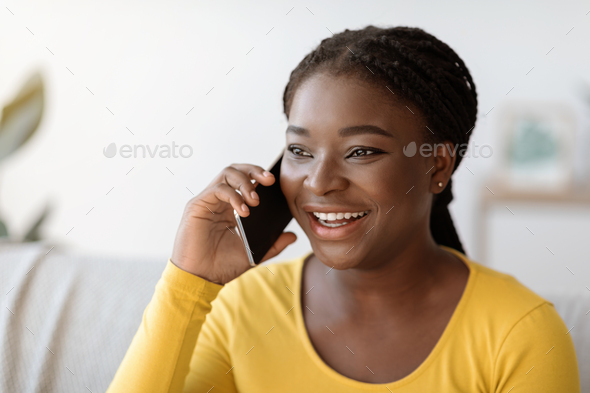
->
[[1, 240, 588, 392]]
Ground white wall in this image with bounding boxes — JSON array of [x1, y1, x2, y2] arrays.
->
[[1, 0, 589, 293]]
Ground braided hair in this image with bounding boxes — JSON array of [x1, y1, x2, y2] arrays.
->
[[282, 25, 478, 255]]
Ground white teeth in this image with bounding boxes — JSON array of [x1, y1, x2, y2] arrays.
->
[[312, 210, 370, 221]]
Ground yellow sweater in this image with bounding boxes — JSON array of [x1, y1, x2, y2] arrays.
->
[[106, 245, 580, 392]]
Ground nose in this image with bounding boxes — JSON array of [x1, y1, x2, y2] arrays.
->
[[303, 155, 349, 196]]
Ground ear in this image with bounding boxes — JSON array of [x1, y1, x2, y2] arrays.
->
[[429, 141, 456, 194]]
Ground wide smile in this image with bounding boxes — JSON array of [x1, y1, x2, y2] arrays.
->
[[306, 210, 372, 241]]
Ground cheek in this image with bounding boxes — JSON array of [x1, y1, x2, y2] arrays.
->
[[279, 164, 303, 207]]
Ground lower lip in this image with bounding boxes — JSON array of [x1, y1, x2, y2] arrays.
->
[[307, 212, 370, 240]]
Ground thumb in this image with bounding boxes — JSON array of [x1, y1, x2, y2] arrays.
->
[[260, 232, 297, 263]]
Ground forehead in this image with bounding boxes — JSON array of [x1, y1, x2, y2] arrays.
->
[[288, 72, 421, 133]]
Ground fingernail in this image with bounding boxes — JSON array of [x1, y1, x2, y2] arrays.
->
[[250, 191, 259, 200], [263, 171, 273, 177], [241, 203, 249, 212]]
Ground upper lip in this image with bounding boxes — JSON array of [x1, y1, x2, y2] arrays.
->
[[302, 205, 371, 213]]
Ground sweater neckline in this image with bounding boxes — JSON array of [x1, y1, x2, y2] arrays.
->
[[292, 245, 478, 389]]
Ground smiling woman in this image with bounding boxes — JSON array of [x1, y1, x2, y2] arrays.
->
[[106, 26, 580, 392]]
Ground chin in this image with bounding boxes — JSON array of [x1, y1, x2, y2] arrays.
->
[[311, 244, 363, 270]]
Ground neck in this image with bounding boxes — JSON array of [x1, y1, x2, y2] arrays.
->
[[312, 235, 451, 317]]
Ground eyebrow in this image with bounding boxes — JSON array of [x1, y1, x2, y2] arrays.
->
[[286, 124, 395, 139]]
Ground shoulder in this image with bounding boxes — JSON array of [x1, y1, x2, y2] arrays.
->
[[212, 252, 308, 310], [443, 246, 560, 340], [457, 250, 552, 326]]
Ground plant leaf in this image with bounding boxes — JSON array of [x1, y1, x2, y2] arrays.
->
[[0, 72, 45, 161]]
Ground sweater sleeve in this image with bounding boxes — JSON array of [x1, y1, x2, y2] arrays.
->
[[492, 302, 581, 393], [105, 259, 229, 393]]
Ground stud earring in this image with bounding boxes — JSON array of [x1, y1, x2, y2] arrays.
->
[[438, 182, 444, 187]]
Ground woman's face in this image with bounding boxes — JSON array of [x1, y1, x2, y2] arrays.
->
[[280, 72, 450, 270]]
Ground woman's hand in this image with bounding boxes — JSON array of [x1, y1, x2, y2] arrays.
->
[[171, 163, 297, 285]]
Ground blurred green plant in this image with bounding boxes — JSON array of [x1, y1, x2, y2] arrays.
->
[[0, 72, 47, 239]]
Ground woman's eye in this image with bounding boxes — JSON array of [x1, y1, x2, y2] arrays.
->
[[349, 148, 379, 157], [288, 146, 312, 157]]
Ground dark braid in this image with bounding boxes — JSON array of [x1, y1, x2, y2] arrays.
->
[[282, 25, 478, 255]]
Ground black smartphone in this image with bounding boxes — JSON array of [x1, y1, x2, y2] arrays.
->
[[233, 152, 293, 266]]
